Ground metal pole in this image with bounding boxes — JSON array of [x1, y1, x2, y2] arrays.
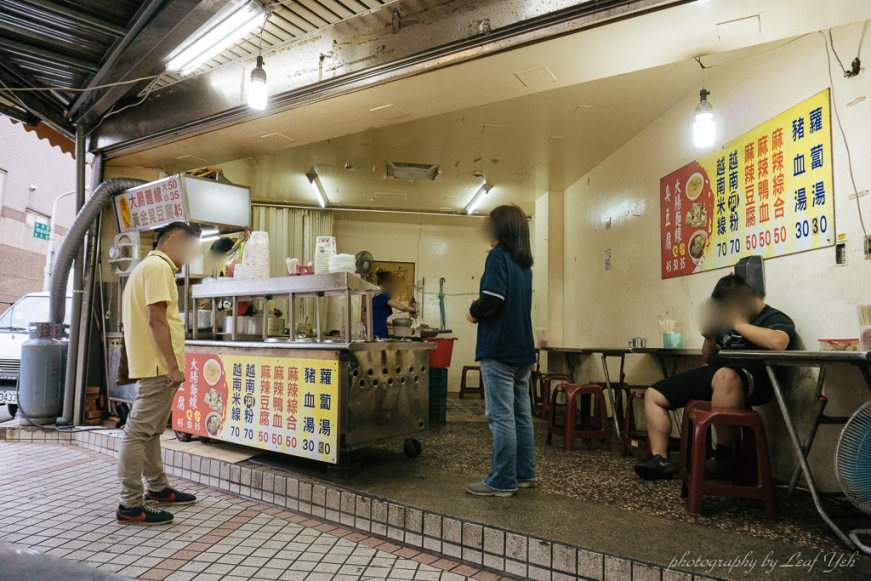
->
[[58, 124, 86, 425], [599, 354, 622, 439], [42, 190, 75, 292]]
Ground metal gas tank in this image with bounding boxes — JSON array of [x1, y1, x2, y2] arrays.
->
[[19, 322, 64, 425]]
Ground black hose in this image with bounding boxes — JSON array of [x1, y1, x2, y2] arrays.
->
[[13, 377, 121, 433]]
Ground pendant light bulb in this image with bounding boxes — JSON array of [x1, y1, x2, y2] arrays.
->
[[693, 89, 715, 148], [248, 55, 268, 110]]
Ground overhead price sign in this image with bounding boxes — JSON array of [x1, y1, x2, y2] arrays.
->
[[660, 89, 834, 279], [114, 175, 186, 233]]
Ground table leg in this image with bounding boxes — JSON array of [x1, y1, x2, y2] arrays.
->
[[766, 365, 856, 549], [786, 364, 828, 498], [599, 354, 622, 440]]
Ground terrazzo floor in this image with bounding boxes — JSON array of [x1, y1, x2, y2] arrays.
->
[[377, 395, 864, 554]]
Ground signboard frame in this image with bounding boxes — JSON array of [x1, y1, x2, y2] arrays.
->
[[660, 89, 835, 279]]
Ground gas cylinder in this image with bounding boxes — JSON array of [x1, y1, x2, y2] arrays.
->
[[19, 322, 63, 425]]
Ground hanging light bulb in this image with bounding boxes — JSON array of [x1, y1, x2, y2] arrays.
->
[[248, 55, 267, 110], [693, 89, 715, 148]]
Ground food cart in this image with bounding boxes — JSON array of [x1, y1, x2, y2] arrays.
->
[[103, 174, 434, 474], [172, 274, 434, 474]]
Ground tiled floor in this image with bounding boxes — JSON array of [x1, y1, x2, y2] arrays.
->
[[0, 442, 506, 581]]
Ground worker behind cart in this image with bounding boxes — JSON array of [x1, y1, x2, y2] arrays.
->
[[362, 269, 416, 339], [116, 222, 201, 525], [634, 274, 795, 481]]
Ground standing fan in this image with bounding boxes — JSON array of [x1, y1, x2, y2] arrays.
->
[[834, 399, 871, 554], [356, 251, 374, 275]]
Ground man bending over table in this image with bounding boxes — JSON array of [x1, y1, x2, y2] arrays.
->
[[634, 274, 795, 481]]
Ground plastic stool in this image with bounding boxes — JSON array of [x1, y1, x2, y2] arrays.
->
[[621, 389, 651, 458], [678, 402, 778, 522], [459, 366, 484, 399], [540, 374, 574, 420], [545, 384, 611, 452]]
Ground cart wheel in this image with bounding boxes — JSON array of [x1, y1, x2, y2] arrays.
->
[[175, 431, 192, 442], [200, 437, 211, 444], [403, 438, 422, 459]]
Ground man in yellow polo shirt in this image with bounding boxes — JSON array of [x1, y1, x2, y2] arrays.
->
[[117, 222, 201, 525]]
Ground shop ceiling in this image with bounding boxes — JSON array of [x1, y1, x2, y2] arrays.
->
[[0, 0, 397, 135], [105, 0, 871, 215]]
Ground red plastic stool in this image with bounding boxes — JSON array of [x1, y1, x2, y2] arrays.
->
[[621, 390, 651, 458], [540, 374, 574, 420], [545, 384, 611, 452], [620, 389, 682, 458], [678, 403, 778, 523], [459, 366, 484, 399]]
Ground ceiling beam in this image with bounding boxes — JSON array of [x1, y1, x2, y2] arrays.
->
[[69, 0, 233, 124], [0, 53, 72, 133], [0, 101, 40, 125], [0, 36, 100, 73], [12, 0, 128, 38]]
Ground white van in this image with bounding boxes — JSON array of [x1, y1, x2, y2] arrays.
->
[[0, 292, 72, 416]]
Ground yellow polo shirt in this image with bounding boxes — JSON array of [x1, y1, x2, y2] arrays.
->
[[122, 250, 186, 379]]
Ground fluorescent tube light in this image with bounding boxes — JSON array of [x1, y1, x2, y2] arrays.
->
[[201, 235, 220, 243], [200, 228, 220, 238], [167, 1, 267, 76], [307, 173, 328, 208], [464, 182, 493, 214]]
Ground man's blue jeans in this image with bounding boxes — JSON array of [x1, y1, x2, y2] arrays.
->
[[481, 359, 536, 491]]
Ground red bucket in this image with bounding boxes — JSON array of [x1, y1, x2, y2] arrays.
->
[[425, 337, 457, 368]]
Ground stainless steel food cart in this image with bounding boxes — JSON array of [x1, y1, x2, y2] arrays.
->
[[172, 273, 435, 475]]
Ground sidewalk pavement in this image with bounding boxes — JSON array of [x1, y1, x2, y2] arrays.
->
[[0, 442, 507, 581]]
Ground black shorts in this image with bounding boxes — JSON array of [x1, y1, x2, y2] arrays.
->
[[650, 364, 773, 409]]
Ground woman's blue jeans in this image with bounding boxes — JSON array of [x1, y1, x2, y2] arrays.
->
[[481, 359, 536, 491]]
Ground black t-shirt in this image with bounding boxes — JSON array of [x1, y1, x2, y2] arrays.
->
[[709, 304, 795, 369]]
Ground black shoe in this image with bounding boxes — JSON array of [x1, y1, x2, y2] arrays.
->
[[634, 454, 678, 481]]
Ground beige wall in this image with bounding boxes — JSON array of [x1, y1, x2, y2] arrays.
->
[[333, 215, 489, 391], [560, 24, 871, 487]]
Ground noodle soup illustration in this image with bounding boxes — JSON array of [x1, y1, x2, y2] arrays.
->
[[203, 358, 222, 386]]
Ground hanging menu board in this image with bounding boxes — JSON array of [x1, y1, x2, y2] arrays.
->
[[660, 89, 834, 279], [114, 175, 186, 233]]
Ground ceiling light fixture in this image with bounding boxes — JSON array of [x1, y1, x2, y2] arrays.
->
[[167, 1, 267, 76], [201, 235, 220, 243], [307, 173, 328, 208], [248, 55, 268, 109], [200, 228, 220, 239], [464, 182, 493, 215], [693, 89, 715, 148]]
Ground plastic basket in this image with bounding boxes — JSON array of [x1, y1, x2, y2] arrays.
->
[[429, 394, 447, 425], [429, 368, 448, 396], [426, 338, 457, 368]]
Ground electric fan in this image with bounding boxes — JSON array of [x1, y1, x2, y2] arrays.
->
[[355, 251, 374, 275], [834, 399, 871, 555]]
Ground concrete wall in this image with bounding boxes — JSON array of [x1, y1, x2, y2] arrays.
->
[[0, 118, 80, 307], [560, 24, 871, 487], [333, 215, 489, 392]]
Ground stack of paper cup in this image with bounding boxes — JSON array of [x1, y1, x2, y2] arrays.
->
[[243, 231, 271, 279], [314, 236, 336, 274]]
